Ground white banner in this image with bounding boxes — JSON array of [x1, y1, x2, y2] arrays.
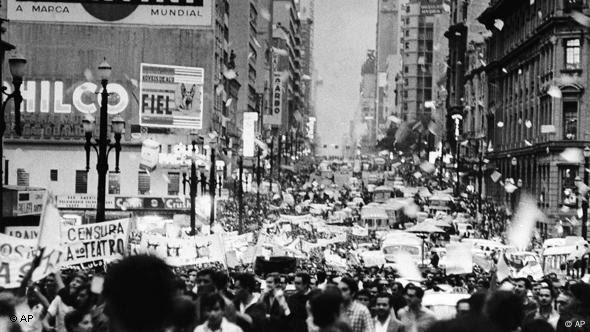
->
[[4, 226, 40, 240], [139, 233, 225, 267], [242, 112, 258, 158], [445, 243, 473, 275], [60, 219, 130, 266], [7, 0, 212, 27], [0, 234, 62, 289]]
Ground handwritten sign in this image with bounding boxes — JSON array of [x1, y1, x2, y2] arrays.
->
[[0, 234, 63, 288], [60, 219, 129, 266], [4, 226, 40, 240], [138, 233, 225, 267]]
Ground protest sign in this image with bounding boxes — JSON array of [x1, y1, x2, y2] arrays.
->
[[139, 233, 225, 267], [445, 243, 473, 275], [0, 234, 62, 288], [4, 226, 39, 240], [60, 219, 130, 266]]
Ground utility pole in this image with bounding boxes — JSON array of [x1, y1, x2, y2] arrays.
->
[[256, 145, 261, 211], [209, 148, 216, 226]]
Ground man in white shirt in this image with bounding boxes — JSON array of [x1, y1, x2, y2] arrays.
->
[[195, 293, 242, 332], [374, 293, 405, 332]]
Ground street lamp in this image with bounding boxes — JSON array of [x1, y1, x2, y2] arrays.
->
[[182, 141, 200, 236], [510, 157, 518, 214], [582, 146, 590, 240], [83, 59, 125, 223], [1, 53, 26, 223]]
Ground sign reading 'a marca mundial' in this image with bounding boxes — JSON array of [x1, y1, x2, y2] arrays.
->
[[7, 0, 212, 26]]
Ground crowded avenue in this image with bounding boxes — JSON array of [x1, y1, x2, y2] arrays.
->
[[2, 0, 590, 332]]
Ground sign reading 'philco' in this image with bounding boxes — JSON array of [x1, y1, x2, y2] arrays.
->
[[7, 0, 212, 26]]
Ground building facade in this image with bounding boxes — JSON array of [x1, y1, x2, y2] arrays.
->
[[479, 0, 589, 236], [1, 0, 235, 220]]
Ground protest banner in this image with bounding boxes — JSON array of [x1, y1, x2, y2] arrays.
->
[[60, 219, 130, 266], [4, 226, 39, 240], [445, 243, 473, 275], [0, 234, 62, 288], [139, 233, 225, 267]]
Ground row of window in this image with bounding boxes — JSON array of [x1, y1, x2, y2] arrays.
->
[[37, 169, 182, 196]]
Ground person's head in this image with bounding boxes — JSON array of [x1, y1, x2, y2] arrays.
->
[[45, 273, 57, 292], [570, 282, 590, 310], [266, 273, 281, 292], [355, 289, 371, 308], [201, 293, 226, 330], [531, 282, 541, 298], [317, 271, 327, 284], [391, 282, 404, 296], [69, 273, 86, 294], [484, 291, 524, 332], [196, 269, 216, 295], [234, 273, 256, 303], [212, 272, 229, 292], [404, 284, 424, 310], [75, 284, 96, 310], [556, 291, 573, 315], [468, 292, 487, 316], [311, 288, 343, 328], [537, 286, 554, 307], [65, 310, 93, 332], [375, 293, 392, 320], [103, 255, 177, 332], [187, 269, 198, 284], [294, 273, 311, 293], [338, 277, 358, 303], [456, 298, 470, 318], [512, 278, 530, 297], [170, 295, 196, 331], [0, 292, 16, 317]]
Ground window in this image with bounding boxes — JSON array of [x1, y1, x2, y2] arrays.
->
[[405, 42, 410, 49], [565, 39, 581, 69], [108, 172, 121, 195], [405, 30, 410, 37], [75, 170, 87, 194], [50, 169, 58, 182], [17, 169, 29, 187], [560, 166, 578, 207], [168, 172, 180, 196], [563, 101, 578, 140], [138, 171, 151, 195]]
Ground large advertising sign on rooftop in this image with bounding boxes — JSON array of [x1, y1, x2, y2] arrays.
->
[[7, 0, 212, 26]]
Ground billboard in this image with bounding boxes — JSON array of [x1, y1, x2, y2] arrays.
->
[[420, 0, 443, 15], [139, 63, 204, 129], [7, 0, 212, 26], [1, 79, 132, 140]]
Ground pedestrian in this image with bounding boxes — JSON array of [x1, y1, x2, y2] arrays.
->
[[338, 277, 374, 332], [397, 284, 436, 332], [260, 273, 291, 332], [430, 251, 439, 269], [288, 272, 312, 332], [233, 273, 266, 332], [194, 293, 242, 332], [525, 285, 559, 329], [373, 293, 404, 332], [101, 255, 178, 332]]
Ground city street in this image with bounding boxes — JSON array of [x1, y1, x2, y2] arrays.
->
[[1, 0, 590, 332]]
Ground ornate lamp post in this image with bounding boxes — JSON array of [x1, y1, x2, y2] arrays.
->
[[1, 53, 26, 221], [582, 146, 590, 239], [83, 60, 125, 223]]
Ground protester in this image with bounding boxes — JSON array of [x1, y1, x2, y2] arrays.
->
[[397, 284, 436, 332], [373, 293, 404, 332], [194, 293, 242, 332], [338, 277, 374, 332]]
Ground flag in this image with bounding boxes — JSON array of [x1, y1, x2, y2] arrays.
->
[[37, 191, 61, 249], [496, 253, 510, 281]]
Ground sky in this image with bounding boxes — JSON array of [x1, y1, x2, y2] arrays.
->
[[314, 0, 377, 154]]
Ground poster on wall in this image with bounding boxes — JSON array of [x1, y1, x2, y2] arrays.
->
[[7, 0, 212, 27], [139, 63, 204, 130]]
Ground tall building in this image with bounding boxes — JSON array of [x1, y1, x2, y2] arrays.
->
[[479, 0, 588, 236], [229, 0, 261, 140], [399, 0, 448, 153], [445, 0, 488, 191], [298, 0, 315, 152], [376, 0, 404, 136], [359, 50, 377, 154], [2, 0, 234, 222]]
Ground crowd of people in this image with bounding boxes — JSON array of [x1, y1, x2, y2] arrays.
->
[[1, 157, 590, 332], [2, 254, 590, 332]]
